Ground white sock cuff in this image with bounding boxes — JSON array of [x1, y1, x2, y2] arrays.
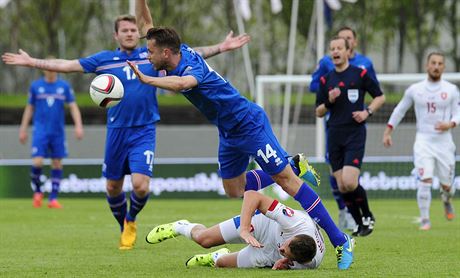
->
[[182, 223, 198, 239]]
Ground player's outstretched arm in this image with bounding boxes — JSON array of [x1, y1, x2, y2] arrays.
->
[[239, 191, 276, 248], [2, 49, 83, 73], [127, 60, 198, 91], [18, 104, 33, 144], [135, 0, 154, 37], [69, 103, 84, 140], [194, 31, 251, 59]]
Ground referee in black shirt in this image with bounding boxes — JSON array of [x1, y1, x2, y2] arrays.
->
[[315, 36, 385, 236]]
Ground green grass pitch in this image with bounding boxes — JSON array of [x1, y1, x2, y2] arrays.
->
[[0, 198, 459, 277]]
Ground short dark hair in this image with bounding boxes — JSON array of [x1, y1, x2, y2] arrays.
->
[[330, 36, 350, 50], [114, 14, 136, 33], [289, 234, 317, 264], [337, 26, 357, 38], [427, 51, 444, 62], [144, 27, 181, 54]]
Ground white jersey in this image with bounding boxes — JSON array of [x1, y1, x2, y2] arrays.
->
[[220, 200, 325, 269], [387, 78, 459, 184], [387, 79, 460, 140]]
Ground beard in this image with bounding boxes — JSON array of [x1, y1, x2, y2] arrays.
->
[[428, 71, 441, 81]]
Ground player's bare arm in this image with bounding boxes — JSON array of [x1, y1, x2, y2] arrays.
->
[[2, 49, 83, 73], [382, 125, 393, 148], [19, 104, 34, 144], [352, 94, 385, 123], [194, 31, 251, 59], [68, 103, 84, 140], [434, 121, 456, 131], [135, 0, 154, 36], [239, 191, 276, 248], [127, 60, 198, 91]]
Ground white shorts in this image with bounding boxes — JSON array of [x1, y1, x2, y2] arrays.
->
[[219, 214, 280, 268], [413, 135, 456, 185]]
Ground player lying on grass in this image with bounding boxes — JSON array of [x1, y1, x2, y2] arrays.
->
[[146, 190, 335, 270]]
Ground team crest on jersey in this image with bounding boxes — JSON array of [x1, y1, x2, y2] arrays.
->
[[46, 97, 55, 107], [282, 207, 294, 217], [139, 52, 148, 59], [441, 92, 447, 100], [347, 89, 359, 103], [57, 87, 64, 94], [184, 66, 193, 74]]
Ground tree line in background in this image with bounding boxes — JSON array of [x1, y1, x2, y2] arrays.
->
[[0, 0, 458, 95]]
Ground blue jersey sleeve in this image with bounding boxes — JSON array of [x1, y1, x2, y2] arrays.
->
[[310, 56, 334, 93], [182, 62, 205, 84], [179, 45, 205, 84], [79, 51, 110, 73], [27, 83, 36, 105], [64, 82, 76, 103]]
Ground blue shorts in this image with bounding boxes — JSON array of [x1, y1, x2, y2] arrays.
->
[[103, 124, 156, 180], [327, 125, 366, 172], [31, 133, 67, 158], [218, 106, 289, 179]]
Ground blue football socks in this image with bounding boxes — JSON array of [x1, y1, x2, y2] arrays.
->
[[107, 192, 127, 230], [49, 169, 62, 200], [126, 192, 150, 222], [31, 166, 42, 193], [245, 162, 300, 192], [294, 183, 346, 247], [245, 170, 276, 191]]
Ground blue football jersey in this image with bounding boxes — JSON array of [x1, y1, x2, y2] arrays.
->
[[79, 46, 160, 128], [168, 44, 251, 132], [28, 77, 75, 136], [310, 52, 378, 93]]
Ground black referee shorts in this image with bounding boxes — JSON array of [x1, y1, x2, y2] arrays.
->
[[327, 125, 366, 172]]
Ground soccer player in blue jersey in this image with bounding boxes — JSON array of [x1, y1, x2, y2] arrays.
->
[[2, 1, 250, 250], [310, 27, 379, 231], [316, 36, 385, 237], [127, 25, 354, 270], [19, 68, 83, 209]]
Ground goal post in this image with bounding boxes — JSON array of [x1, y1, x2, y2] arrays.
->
[[255, 73, 460, 160]]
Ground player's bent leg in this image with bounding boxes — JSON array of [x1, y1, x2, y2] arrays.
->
[[48, 159, 63, 208], [31, 157, 44, 208], [119, 174, 150, 250], [215, 252, 238, 268], [192, 224, 227, 248], [417, 179, 432, 229], [222, 173, 246, 198], [441, 184, 455, 221], [146, 220, 190, 244], [185, 248, 231, 267]]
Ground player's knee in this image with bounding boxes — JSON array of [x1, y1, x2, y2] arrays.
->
[[441, 184, 450, 191], [194, 234, 214, 249], [223, 185, 244, 198]]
